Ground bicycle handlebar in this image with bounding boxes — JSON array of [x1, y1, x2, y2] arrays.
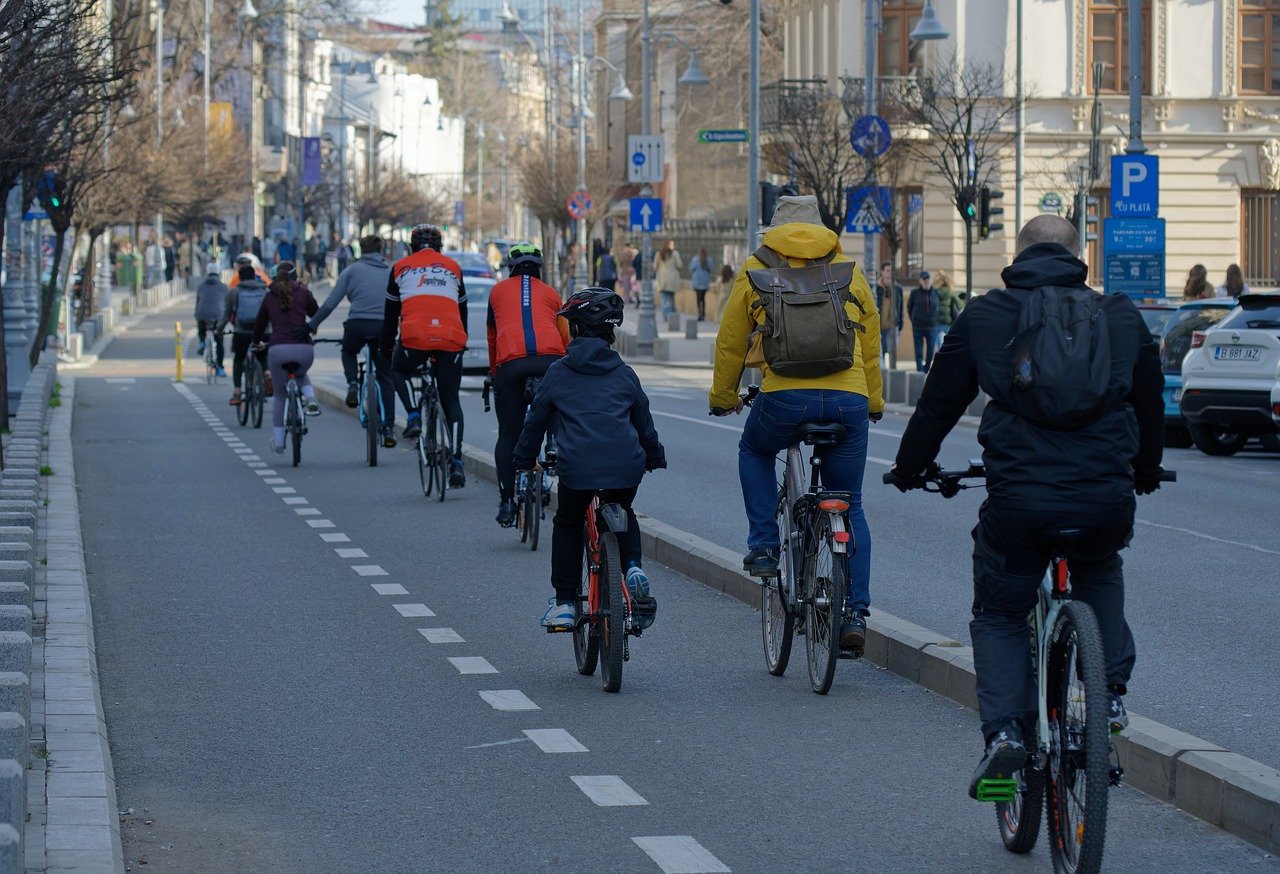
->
[[883, 464, 1177, 496], [709, 384, 760, 417]]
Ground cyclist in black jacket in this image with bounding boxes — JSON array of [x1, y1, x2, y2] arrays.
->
[[886, 215, 1165, 798]]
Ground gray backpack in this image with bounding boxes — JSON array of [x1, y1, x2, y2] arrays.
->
[[235, 285, 267, 326], [746, 246, 864, 378]]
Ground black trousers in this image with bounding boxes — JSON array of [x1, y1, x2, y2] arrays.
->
[[493, 355, 560, 502], [551, 484, 642, 600], [197, 320, 225, 367], [694, 288, 708, 321], [393, 347, 464, 454], [229, 332, 267, 387], [970, 499, 1137, 741], [341, 319, 394, 427]]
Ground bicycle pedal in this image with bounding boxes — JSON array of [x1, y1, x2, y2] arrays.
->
[[1108, 766, 1124, 787], [544, 626, 574, 634], [837, 646, 864, 660], [974, 779, 1018, 803]]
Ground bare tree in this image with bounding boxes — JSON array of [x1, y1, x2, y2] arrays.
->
[[350, 166, 452, 232], [761, 87, 859, 233], [902, 54, 1018, 293]]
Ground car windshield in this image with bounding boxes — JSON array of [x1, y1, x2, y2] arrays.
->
[[1218, 298, 1280, 331], [1140, 308, 1174, 338], [1160, 304, 1234, 374]]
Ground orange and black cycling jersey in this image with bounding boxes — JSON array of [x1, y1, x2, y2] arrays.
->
[[486, 274, 570, 373], [382, 249, 468, 353], [230, 268, 270, 287]]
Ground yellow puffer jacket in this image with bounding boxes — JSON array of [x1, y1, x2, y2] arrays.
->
[[709, 223, 883, 413]]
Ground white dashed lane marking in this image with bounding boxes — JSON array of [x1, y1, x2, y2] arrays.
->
[[392, 603, 434, 617], [247, 462, 267, 469], [307, 520, 336, 528], [295, 508, 322, 516], [351, 565, 387, 576], [448, 657, 498, 675], [335, 548, 367, 558], [255, 469, 278, 477], [479, 690, 539, 711], [632, 837, 730, 873], [282, 497, 308, 505], [571, 776, 649, 807], [371, 583, 409, 596], [273, 486, 297, 494], [523, 729, 587, 753], [320, 533, 350, 543], [419, 628, 464, 644], [263, 477, 286, 484]]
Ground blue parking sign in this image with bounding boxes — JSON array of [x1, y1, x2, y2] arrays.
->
[[1110, 154, 1158, 218]]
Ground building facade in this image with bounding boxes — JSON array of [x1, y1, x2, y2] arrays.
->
[[777, 0, 1280, 296]]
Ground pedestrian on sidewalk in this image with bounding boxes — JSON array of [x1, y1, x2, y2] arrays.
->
[[690, 247, 713, 322], [630, 246, 643, 306], [875, 262, 903, 367], [195, 263, 228, 376], [907, 271, 940, 373], [595, 248, 619, 293], [619, 243, 638, 305], [144, 238, 164, 288], [1215, 263, 1250, 299], [163, 236, 176, 282], [1182, 264, 1214, 301], [655, 239, 683, 321], [251, 261, 321, 454], [712, 264, 735, 323], [933, 268, 966, 349]]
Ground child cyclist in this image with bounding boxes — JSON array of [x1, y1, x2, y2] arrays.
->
[[513, 289, 667, 631]]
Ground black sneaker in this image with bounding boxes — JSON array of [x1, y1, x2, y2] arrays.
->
[[449, 459, 466, 488], [381, 425, 397, 448], [496, 500, 516, 527], [968, 725, 1028, 801], [345, 383, 359, 408], [403, 414, 422, 440], [743, 547, 780, 577], [839, 613, 867, 656], [1108, 692, 1129, 734]]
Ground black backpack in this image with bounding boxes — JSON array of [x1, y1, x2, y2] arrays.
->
[[1008, 286, 1114, 429]]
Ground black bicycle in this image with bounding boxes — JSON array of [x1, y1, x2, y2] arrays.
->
[[409, 361, 451, 500], [484, 376, 556, 550], [891, 463, 1175, 874], [230, 335, 265, 429]]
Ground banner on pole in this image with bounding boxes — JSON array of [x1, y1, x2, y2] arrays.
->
[[301, 137, 323, 187]]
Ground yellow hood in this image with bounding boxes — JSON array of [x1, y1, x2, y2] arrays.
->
[[760, 223, 840, 261]]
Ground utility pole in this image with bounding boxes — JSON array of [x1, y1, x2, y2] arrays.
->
[[574, 0, 589, 289], [1126, 0, 1146, 155], [634, 0, 656, 354], [155, 0, 165, 259], [1014, 0, 1024, 234], [746, 0, 759, 253]]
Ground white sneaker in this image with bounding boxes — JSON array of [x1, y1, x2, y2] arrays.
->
[[305, 400, 322, 416]]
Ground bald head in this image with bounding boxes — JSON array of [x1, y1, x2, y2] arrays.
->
[[1016, 215, 1081, 256]]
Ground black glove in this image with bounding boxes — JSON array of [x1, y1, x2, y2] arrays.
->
[[645, 453, 668, 472], [869, 411, 883, 424], [885, 465, 928, 493], [1134, 467, 1163, 496]]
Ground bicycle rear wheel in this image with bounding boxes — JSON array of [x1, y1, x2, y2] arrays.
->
[[762, 501, 795, 676], [1046, 601, 1110, 874], [250, 363, 264, 429], [433, 401, 450, 503], [364, 375, 378, 467], [287, 393, 303, 467], [574, 528, 599, 676], [527, 474, 542, 551], [598, 529, 626, 693], [804, 513, 845, 695], [517, 474, 529, 542], [236, 368, 250, 426]]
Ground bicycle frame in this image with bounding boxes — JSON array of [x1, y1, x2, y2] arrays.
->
[[356, 346, 385, 428], [776, 442, 851, 604], [582, 497, 634, 627], [1031, 558, 1069, 768]]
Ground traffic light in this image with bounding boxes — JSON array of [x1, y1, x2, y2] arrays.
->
[[979, 185, 1004, 240], [760, 182, 799, 226], [1072, 192, 1100, 243], [37, 170, 60, 209], [958, 185, 978, 225]]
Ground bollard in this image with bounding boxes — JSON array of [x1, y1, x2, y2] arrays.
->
[[175, 320, 183, 382], [684, 320, 698, 340]]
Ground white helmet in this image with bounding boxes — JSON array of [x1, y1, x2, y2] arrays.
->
[[206, 261, 221, 275]]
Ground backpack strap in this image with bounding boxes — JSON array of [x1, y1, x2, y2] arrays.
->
[[752, 245, 786, 269]]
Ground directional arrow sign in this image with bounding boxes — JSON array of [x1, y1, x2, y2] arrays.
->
[[849, 115, 891, 159], [698, 129, 749, 144], [629, 197, 663, 233]]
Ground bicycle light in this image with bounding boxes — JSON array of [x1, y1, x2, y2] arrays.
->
[[819, 498, 849, 512]]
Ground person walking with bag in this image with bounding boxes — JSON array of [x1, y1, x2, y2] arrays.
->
[[907, 271, 940, 373], [689, 247, 714, 322], [655, 239, 683, 321]]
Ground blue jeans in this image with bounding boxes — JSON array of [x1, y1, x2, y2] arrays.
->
[[933, 324, 949, 351], [738, 389, 872, 612], [660, 290, 675, 320], [913, 327, 936, 372]]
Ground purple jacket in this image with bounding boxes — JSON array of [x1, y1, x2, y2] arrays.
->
[[252, 283, 318, 347]]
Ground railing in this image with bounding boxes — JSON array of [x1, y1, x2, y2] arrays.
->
[[760, 79, 830, 132], [838, 75, 930, 125]]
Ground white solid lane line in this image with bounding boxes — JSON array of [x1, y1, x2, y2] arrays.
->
[[319, 533, 350, 543], [523, 729, 587, 753], [571, 775, 649, 807], [392, 603, 435, 617], [334, 548, 367, 558], [1134, 518, 1280, 556], [479, 690, 539, 711], [371, 583, 409, 595], [352, 565, 388, 576], [448, 656, 498, 674], [632, 836, 730, 874], [419, 627, 464, 644]]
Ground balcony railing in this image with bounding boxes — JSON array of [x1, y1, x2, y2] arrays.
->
[[837, 75, 930, 124], [760, 79, 830, 132]]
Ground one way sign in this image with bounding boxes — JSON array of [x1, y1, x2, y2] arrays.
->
[[629, 197, 663, 233]]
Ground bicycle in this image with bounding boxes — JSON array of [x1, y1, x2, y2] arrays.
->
[[234, 337, 265, 429], [484, 376, 556, 551], [716, 385, 854, 695], [409, 361, 451, 500], [889, 462, 1175, 874], [259, 345, 309, 467], [315, 339, 381, 466]]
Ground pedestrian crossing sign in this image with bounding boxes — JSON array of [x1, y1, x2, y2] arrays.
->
[[845, 185, 892, 234]]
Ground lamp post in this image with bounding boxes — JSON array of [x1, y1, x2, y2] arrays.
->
[[747, 0, 760, 253], [574, 55, 632, 289], [476, 121, 485, 245], [154, 0, 166, 261]]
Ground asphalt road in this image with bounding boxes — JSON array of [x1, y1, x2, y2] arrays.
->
[[71, 303, 1277, 870]]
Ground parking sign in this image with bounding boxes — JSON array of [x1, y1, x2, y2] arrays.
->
[[1110, 154, 1158, 218]]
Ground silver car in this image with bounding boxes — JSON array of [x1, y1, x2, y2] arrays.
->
[[463, 276, 497, 373]]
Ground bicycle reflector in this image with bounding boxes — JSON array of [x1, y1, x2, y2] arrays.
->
[[819, 499, 849, 512], [833, 531, 851, 544]]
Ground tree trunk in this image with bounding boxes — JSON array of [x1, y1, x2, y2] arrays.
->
[[31, 226, 68, 367], [77, 228, 97, 324], [0, 187, 12, 433]]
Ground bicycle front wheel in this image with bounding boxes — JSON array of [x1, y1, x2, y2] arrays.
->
[[527, 475, 542, 551], [1046, 601, 1110, 874], [433, 402, 450, 503], [598, 529, 626, 693], [417, 431, 432, 496], [762, 502, 795, 676], [573, 528, 599, 676], [364, 376, 378, 467], [804, 513, 845, 695]]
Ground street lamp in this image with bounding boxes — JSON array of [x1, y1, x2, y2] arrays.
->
[[573, 55, 634, 288], [908, 0, 948, 41]]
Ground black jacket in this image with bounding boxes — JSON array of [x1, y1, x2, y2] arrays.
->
[[907, 284, 940, 329], [512, 337, 666, 490], [895, 243, 1163, 509]]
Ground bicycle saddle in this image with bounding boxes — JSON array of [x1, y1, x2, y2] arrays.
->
[[794, 423, 846, 445], [282, 362, 302, 374], [1041, 526, 1092, 553]]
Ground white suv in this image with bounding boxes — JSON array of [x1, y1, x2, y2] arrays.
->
[[1180, 291, 1280, 456]]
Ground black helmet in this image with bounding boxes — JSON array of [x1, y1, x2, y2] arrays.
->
[[410, 224, 442, 252], [506, 242, 543, 270], [557, 288, 624, 328]]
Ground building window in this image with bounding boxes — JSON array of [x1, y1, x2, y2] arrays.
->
[[1088, 0, 1151, 94], [1242, 189, 1280, 286], [880, 1, 924, 78], [1241, 1, 1280, 93]]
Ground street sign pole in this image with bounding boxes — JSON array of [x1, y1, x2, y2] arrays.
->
[[862, 0, 893, 366], [636, 0, 657, 355]]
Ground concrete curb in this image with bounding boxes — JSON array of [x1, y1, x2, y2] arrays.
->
[[311, 377, 1280, 855], [59, 281, 189, 372]]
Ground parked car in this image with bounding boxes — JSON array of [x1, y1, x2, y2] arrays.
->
[[1138, 303, 1177, 340], [1272, 379, 1280, 432], [462, 276, 497, 373], [1179, 291, 1280, 456], [1158, 299, 1236, 446], [445, 251, 496, 279]]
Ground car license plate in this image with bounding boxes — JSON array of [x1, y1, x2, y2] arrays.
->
[[1213, 346, 1261, 361]]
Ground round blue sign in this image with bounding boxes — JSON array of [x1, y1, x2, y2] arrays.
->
[[850, 115, 892, 159], [631, 152, 646, 167]]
